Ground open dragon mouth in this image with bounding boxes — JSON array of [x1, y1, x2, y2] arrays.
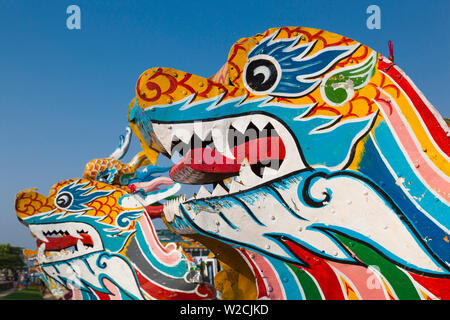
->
[[29, 222, 103, 264], [153, 113, 303, 191], [151, 113, 306, 221]]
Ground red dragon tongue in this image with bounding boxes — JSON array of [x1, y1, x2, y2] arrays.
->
[[144, 204, 164, 219], [36, 233, 93, 251], [169, 136, 285, 184]]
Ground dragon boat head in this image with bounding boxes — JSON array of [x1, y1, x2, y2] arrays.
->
[[127, 26, 450, 299], [14, 151, 215, 299]]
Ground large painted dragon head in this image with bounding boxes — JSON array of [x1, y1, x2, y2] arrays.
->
[[128, 27, 450, 299], [130, 27, 382, 181], [15, 177, 215, 300]]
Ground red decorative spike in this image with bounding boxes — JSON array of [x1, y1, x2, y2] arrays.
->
[[388, 40, 394, 62]]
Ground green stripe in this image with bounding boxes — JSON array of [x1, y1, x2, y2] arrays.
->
[[286, 263, 323, 300], [334, 233, 421, 300]]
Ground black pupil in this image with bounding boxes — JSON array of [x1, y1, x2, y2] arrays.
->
[[245, 59, 278, 92], [56, 193, 72, 208]]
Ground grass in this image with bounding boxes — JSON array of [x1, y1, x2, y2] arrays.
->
[[0, 285, 43, 300]]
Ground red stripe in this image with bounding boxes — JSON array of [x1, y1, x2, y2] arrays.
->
[[408, 272, 450, 300], [92, 290, 111, 300], [282, 239, 345, 300], [240, 249, 269, 299], [378, 60, 450, 156]]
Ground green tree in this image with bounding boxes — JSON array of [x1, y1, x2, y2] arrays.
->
[[0, 243, 25, 270]]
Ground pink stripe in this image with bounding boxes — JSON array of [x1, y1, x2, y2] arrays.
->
[[239, 249, 269, 299], [250, 252, 285, 300], [67, 283, 82, 300], [138, 214, 182, 266], [103, 278, 122, 300], [375, 97, 450, 201], [329, 262, 387, 300]]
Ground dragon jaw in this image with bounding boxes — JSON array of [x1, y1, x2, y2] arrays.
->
[[30, 220, 104, 265], [154, 110, 306, 186]]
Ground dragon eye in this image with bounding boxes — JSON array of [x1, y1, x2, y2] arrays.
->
[[244, 56, 280, 94], [98, 174, 109, 183], [55, 192, 73, 209]]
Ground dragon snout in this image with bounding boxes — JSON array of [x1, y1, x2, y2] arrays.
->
[[15, 188, 53, 222]]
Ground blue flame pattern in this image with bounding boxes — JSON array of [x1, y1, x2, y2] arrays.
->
[[247, 30, 360, 97], [56, 180, 113, 212]]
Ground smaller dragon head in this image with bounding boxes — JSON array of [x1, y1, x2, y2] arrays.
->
[[14, 175, 194, 300], [15, 179, 144, 265], [14, 126, 215, 300]]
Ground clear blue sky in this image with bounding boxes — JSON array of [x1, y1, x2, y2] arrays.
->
[[1, 0, 448, 249]]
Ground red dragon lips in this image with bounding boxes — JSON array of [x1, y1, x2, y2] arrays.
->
[[29, 222, 103, 263], [166, 120, 286, 185], [36, 232, 94, 252]]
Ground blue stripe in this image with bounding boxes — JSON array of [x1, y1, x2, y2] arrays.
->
[[359, 130, 450, 267], [265, 256, 304, 300], [372, 121, 449, 226]]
